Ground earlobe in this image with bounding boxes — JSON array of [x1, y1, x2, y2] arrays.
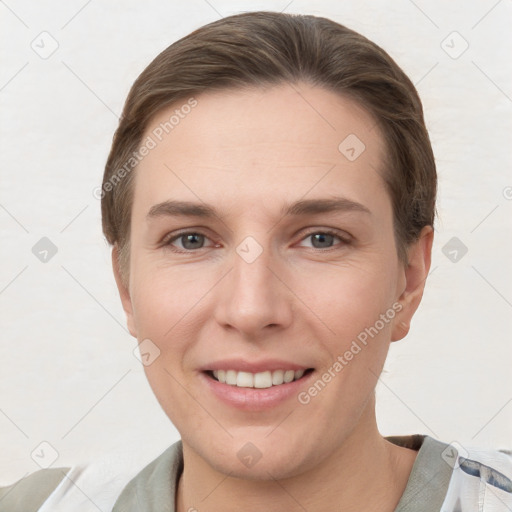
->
[[391, 226, 434, 342], [111, 245, 137, 338]]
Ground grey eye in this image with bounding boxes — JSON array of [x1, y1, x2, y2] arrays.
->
[[309, 233, 336, 249], [179, 233, 206, 250]]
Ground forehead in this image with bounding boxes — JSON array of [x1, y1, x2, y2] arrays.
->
[[133, 82, 389, 220]]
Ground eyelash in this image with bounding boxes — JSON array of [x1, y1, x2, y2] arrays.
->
[[161, 229, 351, 254]]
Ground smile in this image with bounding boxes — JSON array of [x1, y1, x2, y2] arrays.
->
[[207, 368, 314, 388]]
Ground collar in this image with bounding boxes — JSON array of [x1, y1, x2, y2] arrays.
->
[[112, 434, 452, 511]]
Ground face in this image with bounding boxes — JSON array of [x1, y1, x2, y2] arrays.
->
[[113, 82, 431, 480]]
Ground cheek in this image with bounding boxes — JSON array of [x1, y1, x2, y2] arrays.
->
[[130, 261, 211, 337], [299, 260, 396, 336], [130, 271, 202, 424], [300, 272, 393, 419], [296, 260, 396, 399]]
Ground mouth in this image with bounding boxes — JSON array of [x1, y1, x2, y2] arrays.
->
[[203, 368, 315, 389], [200, 366, 317, 410]]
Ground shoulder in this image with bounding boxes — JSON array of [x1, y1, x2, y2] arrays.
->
[[441, 440, 512, 511], [0, 448, 162, 512], [389, 435, 512, 512], [112, 439, 183, 511], [0, 466, 71, 511], [417, 436, 511, 511]]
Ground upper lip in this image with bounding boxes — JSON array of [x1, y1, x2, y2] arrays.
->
[[200, 358, 313, 373]]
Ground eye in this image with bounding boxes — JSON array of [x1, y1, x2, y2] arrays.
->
[[163, 231, 216, 252], [297, 229, 350, 250]]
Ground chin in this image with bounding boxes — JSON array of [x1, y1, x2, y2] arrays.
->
[[195, 433, 319, 481]]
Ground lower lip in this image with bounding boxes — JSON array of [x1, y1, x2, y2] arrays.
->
[[199, 370, 315, 411]]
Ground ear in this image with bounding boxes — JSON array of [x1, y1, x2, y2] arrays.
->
[[112, 244, 137, 338], [391, 225, 434, 342]]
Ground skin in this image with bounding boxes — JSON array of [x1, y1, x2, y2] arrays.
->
[[112, 82, 433, 512]]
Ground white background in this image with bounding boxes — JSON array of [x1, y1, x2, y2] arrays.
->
[[1, 0, 511, 484]]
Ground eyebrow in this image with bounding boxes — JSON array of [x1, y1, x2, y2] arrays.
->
[[146, 197, 371, 221]]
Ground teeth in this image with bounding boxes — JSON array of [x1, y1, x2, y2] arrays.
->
[[211, 369, 306, 388]]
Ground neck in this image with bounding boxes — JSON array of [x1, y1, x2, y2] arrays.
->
[[175, 396, 417, 512]]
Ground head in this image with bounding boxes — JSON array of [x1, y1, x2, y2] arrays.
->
[[102, 12, 436, 479]]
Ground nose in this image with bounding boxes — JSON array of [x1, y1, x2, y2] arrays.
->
[[213, 240, 293, 337]]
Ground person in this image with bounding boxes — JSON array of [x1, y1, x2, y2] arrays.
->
[[1, 10, 511, 512]]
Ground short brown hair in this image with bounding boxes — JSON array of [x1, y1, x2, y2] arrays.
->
[[101, 11, 436, 287]]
